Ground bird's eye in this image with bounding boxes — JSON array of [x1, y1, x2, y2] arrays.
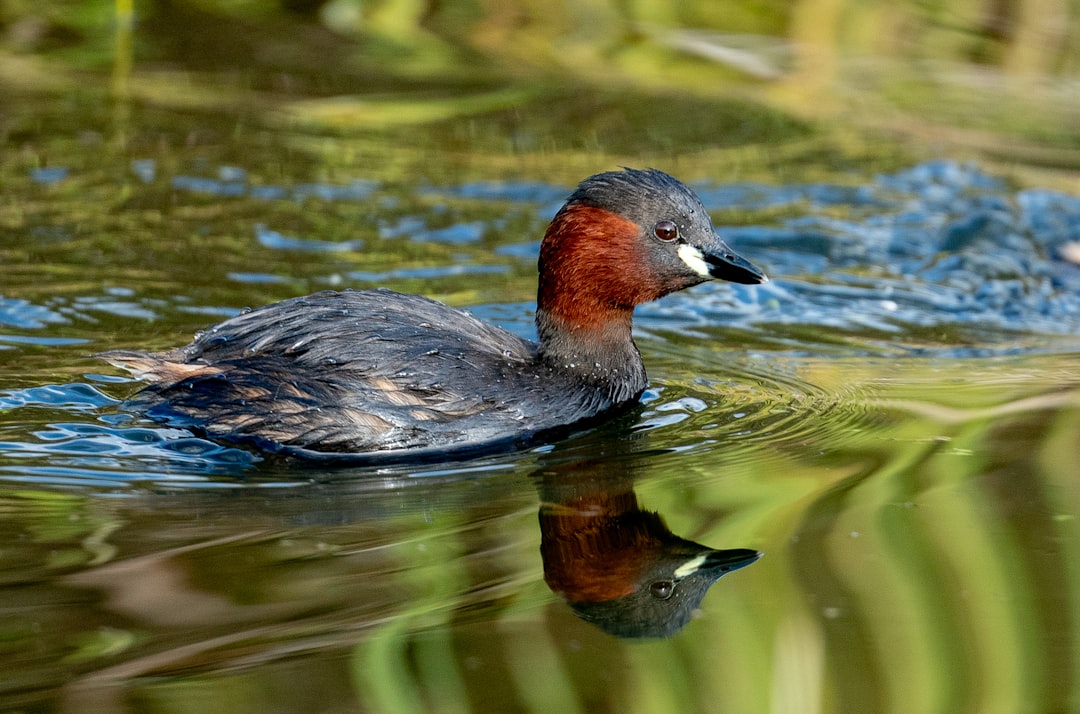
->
[[649, 581, 674, 600], [653, 220, 679, 242]]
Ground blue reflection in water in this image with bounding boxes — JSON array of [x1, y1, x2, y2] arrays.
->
[[228, 160, 1080, 335], [675, 161, 1080, 338], [4, 161, 1079, 485], [0, 383, 261, 479], [161, 158, 1080, 340]]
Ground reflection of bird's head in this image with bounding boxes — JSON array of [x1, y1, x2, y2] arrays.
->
[[539, 491, 761, 639]]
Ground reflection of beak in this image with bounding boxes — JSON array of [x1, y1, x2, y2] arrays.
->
[[675, 548, 763, 578], [704, 242, 768, 284]]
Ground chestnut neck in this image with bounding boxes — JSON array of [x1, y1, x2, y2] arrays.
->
[[539, 491, 671, 602], [534, 204, 653, 391]]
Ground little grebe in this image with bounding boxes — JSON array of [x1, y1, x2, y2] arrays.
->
[[99, 168, 766, 460]]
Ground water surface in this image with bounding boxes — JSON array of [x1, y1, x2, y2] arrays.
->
[[2, 3, 1080, 712]]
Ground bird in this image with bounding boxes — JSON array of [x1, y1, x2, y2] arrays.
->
[[534, 453, 761, 638], [98, 168, 766, 461]]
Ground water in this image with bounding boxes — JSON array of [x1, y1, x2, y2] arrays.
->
[[3, 3, 1080, 712]]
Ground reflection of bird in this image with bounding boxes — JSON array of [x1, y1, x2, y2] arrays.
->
[[99, 168, 765, 460], [539, 488, 761, 639]]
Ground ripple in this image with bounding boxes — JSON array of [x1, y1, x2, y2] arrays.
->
[[29, 166, 69, 184], [639, 348, 894, 466], [410, 221, 487, 244], [701, 162, 1080, 342], [428, 180, 567, 203], [255, 224, 364, 252], [347, 264, 510, 282], [0, 382, 265, 485], [0, 420, 262, 484], [72, 295, 160, 321], [0, 383, 119, 411], [0, 297, 68, 329], [171, 175, 376, 202], [227, 272, 296, 285], [0, 334, 89, 347]]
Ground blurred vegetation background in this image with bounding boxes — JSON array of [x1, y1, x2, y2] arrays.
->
[[0, 0, 1077, 186]]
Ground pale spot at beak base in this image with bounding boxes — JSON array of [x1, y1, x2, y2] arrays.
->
[[674, 553, 709, 578], [677, 244, 711, 278]]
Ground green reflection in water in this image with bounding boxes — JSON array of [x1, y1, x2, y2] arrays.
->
[[2, 358, 1079, 710], [1, 0, 1079, 712]]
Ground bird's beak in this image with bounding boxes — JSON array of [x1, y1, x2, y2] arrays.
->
[[674, 548, 763, 578], [703, 241, 768, 284], [676, 240, 768, 284]]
